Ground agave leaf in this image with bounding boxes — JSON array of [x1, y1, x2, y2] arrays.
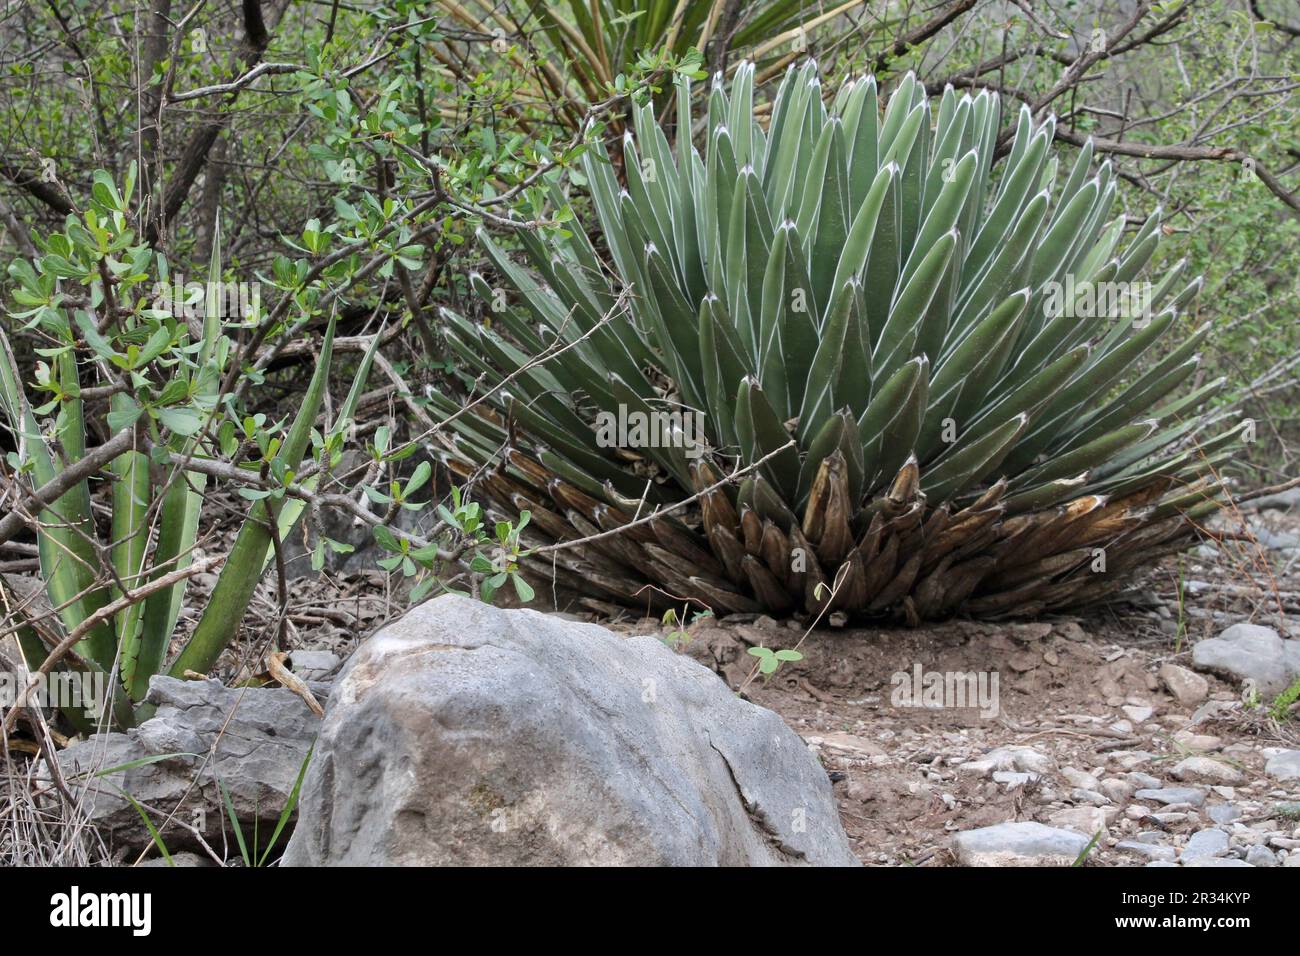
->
[[1012, 420, 1158, 490], [796, 279, 854, 443], [859, 357, 929, 491], [1009, 310, 1177, 468], [844, 76, 879, 205], [963, 345, 1089, 448], [739, 377, 800, 500], [726, 166, 774, 356], [862, 165, 902, 343], [826, 162, 895, 317], [758, 220, 817, 417], [131, 469, 202, 700], [51, 351, 115, 664], [109, 393, 152, 692], [0, 335, 114, 666], [1028, 179, 1100, 291], [874, 230, 957, 384], [919, 290, 1030, 459], [922, 414, 1028, 504], [967, 129, 1050, 281], [900, 149, 975, 289], [951, 191, 1049, 339], [169, 316, 337, 680], [805, 120, 851, 315]]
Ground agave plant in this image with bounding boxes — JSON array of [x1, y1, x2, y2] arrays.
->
[[428, 62, 1241, 622]]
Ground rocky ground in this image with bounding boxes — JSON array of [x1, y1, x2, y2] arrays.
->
[[658, 613, 1299, 866], [609, 490, 1300, 866], [216, 484, 1300, 866], [4, 487, 1298, 866]]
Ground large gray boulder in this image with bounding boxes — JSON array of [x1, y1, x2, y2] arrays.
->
[[1192, 623, 1300, 697], [283, 594, 858, 866], [59, 677, 323, 851]]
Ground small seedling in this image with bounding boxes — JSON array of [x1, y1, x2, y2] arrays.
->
[[746, 645, 803, 677]]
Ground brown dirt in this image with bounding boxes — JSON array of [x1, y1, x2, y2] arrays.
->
[[594, 503, 1300, 866]]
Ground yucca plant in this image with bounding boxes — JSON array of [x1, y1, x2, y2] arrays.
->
[[0, 171, 378, 730], [428, 62, 1243, 622], [433, 0, 873, 131]]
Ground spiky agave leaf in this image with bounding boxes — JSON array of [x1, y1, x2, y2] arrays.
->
[[432, 62, 1237, 621]]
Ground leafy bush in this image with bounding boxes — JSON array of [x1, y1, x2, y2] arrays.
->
[[0, 168, 384, 729]]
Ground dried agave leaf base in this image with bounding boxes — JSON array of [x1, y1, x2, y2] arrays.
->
[[444, 446, 1219, 623]]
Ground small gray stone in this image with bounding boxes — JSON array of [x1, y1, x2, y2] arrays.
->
[[1171, 756, 1245, 785], [1189, 699, 1238, 726], [1247, 487, 1300, 512], [1049, 806, 1109, 836], [1207, 804, 1242, 824], [1071, 788, 1110, 806], [1100, 778, 1135, 802], [952, 822, 1091, 867], [993, 771, 1036, 787], [1159, 663, 1209, 708], [959, 746, 1056, 777], [1122, 704, 1155, 723], [1061, 766, 1101, 790], [287, 649, 342, 681], [1172, 732, 1222, 752], [1245, 845, 1278, 867], [1184, 857, 1253, 867], [59, 677, 323, 851], [137, 851, 212, 867], [1126, 772, 1162, 790], [1181, 828, 1229, 861], [1135, 786, 1207, 807], [1252, 527, 1300, 550], [1117, 841, 1176, 862], [1264, 750, 1300, 781], [1113, 751, 1157, 770]]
